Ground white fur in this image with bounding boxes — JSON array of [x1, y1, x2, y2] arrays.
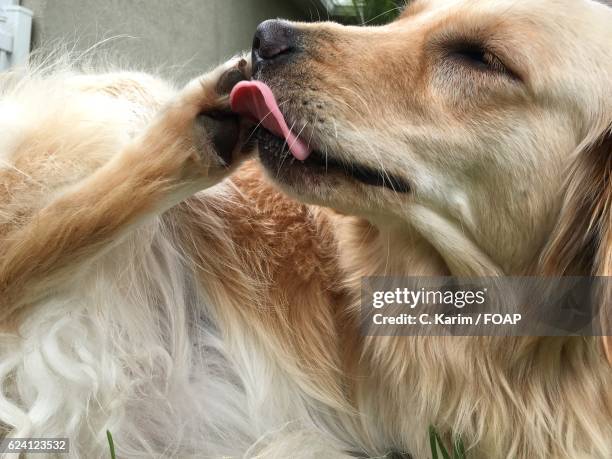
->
[[0, 211, 353, 458]]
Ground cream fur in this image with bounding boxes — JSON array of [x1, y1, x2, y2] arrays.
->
[[1, 1, 612, 458]]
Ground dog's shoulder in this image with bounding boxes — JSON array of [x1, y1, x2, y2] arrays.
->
[[176, 159, 342, 287]]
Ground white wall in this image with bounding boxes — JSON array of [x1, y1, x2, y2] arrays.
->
[[21, 0, 305, 82]]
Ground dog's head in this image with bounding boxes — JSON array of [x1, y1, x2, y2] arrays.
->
[[244, 0, 612, 278]]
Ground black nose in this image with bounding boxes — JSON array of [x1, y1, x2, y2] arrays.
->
[[252, 20, 298, 71]]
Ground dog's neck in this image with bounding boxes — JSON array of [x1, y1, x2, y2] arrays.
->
[[333, 209, 513, 280], [333, 213, 450, 280]]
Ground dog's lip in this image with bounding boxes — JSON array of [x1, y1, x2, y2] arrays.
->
[[246, 80, 411, 193], [256, 128, 411, 193]]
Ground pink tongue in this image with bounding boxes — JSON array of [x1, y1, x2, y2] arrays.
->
[[230, 81, 312, 161]]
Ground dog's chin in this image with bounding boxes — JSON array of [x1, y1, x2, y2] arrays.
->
[[256, 129, 411, 199]]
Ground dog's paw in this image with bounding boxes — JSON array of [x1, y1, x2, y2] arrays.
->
[[213, 57, 251, 97], [191, 56, 253, 168], [162, 56, 254, 184]]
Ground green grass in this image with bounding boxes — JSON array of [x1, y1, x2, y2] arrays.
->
[[429, 426, 467, 459], [106, 426, 465, 458], [106, 430, 116, 459]]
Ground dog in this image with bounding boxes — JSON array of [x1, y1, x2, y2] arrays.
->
[[1, 0, 611, 457]]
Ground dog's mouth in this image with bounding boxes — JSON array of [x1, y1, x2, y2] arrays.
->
[[230, 81, 410, 193], [255, 129, 411, 192]]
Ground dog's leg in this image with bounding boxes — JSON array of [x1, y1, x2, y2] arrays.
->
[[0, 58, 252, 321]]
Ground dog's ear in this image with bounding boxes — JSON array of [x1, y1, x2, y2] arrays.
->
[[541, 127, 612, 364]]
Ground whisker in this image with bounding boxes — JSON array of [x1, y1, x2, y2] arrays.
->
[[277, 120, 298, 177], [361, 7, 405, 26], [244, 99, 291, 145], [286, 121, 309, 155], [329, 94, 404, 197]]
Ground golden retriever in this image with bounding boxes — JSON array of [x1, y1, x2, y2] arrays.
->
[[0, 0, 611, 457]]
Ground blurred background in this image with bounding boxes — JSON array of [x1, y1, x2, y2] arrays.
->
[[3, 0, 402, 81]]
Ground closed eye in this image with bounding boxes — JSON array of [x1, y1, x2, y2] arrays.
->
[[449, 43, 518, 80]]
